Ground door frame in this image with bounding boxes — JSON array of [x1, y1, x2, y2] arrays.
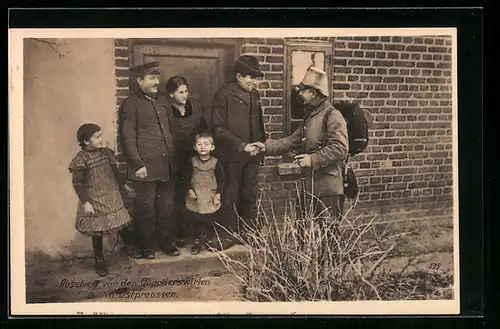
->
[[128, 38, 244, 71]]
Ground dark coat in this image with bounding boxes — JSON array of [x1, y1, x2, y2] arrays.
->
[[118, 91, 179, 182], [265, 99, 349, 196], [169, 97, 209, 162], [211, 81, 266, 163]]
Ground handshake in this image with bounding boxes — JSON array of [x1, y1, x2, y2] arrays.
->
[[243, 141, 266, 156]]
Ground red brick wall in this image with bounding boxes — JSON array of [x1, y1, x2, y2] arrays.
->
[[114, 35, 454, 221]]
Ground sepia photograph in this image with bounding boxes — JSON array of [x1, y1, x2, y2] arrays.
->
[[9, 27, 459, 315]]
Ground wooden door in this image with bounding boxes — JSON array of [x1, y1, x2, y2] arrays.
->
[[131, 39, 240, 122]]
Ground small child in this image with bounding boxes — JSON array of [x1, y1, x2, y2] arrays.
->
[[181, 132, 226, 255], [68, 123, 136, 276]]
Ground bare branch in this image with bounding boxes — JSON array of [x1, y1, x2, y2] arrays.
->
[[348, 253, 382, 300], [399, 255, 418, 275], [364, 243, 396, 280], [29, 38, 69, 59]]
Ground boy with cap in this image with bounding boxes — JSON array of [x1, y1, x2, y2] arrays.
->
[[210, 55, 266, 244], [118, 61, 180, 259]]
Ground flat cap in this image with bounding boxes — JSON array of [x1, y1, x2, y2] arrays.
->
[[130, 61, 161, 76]]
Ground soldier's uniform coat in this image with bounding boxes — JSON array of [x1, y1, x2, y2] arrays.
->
[[118, 90, 180, 251], [119, 90, 178, 182], [265, 99, 349, 214]]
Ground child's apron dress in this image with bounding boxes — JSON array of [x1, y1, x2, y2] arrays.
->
[[68, 148, 131, 236], [185, 156, 221, 215]]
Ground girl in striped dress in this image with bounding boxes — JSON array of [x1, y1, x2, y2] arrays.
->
[[68, 123, 135, 276]]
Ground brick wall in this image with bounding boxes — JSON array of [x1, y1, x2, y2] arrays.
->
[[114, 35, 454, 221], [114, 39, 130, 159], [332, 36, 453, 220]]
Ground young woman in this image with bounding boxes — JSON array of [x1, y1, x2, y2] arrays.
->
[[164, 76, 209, 248]]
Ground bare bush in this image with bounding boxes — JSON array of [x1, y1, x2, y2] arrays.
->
[[212, 183, 452, 301]]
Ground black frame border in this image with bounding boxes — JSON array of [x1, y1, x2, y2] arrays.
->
[[6, 6, 488, 329]]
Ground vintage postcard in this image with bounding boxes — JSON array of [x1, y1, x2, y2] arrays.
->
[[9, 27, 459, 315]]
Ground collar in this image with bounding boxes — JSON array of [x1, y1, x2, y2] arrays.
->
[[306, 99, 331, 118], [137, 89, 158, 101], [228, 80, 252, 107], [198, 155, 212, 162], [171, 99, 193, 118]]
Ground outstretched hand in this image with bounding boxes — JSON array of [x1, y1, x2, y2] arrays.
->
[[250, 142, 266, 153], [243, 142, 266, 156], [243, 143, 259, 156], [243, 142, 267, 156]]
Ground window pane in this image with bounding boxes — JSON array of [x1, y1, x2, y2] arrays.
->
[[291, 51, 325, 85], [290, 51, 325, 120]]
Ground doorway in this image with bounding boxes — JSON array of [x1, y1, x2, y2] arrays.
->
[[130, 38, 242, 122]]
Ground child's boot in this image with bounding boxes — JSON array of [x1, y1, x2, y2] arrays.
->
[[94, 255, 108, 277], [92, 236, 107, 276]]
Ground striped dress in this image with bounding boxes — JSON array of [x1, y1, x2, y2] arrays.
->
[[68, 147, 132, 236]]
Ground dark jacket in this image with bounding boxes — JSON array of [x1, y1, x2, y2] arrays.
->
[[211, 80, 266, 163], [265, 99, 349, 196], [118, 90, 178, 182], [169, 97, 209, 163]]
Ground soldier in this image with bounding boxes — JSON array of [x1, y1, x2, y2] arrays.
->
[[253, 66, 349, 221], [118, 61, 180, 259]]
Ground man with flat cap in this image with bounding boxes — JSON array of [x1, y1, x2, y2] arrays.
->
[[252, 66, 349, 221], [210, 55, 266, 247], [118, 61, 180, 259]]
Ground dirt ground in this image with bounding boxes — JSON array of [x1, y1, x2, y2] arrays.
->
[[26, 216, 454, 303], [86, 272, 244, 302], [25, 247, 245, 303]]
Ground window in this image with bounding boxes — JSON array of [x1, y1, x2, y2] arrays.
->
[[283, 40, 334, 135]]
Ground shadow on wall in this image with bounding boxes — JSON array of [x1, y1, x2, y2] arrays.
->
[[23, 38, 117, 259]]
